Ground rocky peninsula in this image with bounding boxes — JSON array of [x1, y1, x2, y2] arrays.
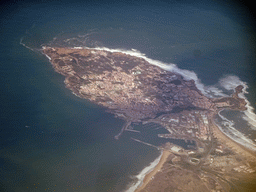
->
[[42, 46, 256, 192]]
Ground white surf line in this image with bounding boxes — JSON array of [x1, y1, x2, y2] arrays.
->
[[63, 45, 256, 123], [86, 47, 251, 102], [90, 46, 256, 130], [89, 46, 207, 95], [239, 90, 256, 130], [219, 75, 256, 130], [215, 122, 256, 152], [68, 46, 256, 146], [74, 46, 256, 133], [203, 85, 229, 98], [217, 109, 256, 151], [125, 150, 163, 192]]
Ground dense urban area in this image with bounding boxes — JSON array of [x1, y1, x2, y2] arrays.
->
[[43, 47, 256, 192]]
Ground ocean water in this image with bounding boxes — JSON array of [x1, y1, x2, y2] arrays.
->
[[1, 1, 256, 192]]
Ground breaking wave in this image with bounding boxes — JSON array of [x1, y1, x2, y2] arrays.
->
[[216, 109, 256, 151], [22, 28, 256, 158], [87, 46, 256, 150], [124, 150, 163, 192], [93, 46, 207, 94], [218, 75, 256, 130], [92, 46, 256, 128]]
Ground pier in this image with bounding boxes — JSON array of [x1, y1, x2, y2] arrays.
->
[[125, 129, 141, 133], [114, 121, 131, 140], [131, 137, 160, 150]]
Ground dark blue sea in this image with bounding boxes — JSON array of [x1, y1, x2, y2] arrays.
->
[[1, 1, 256, 191]]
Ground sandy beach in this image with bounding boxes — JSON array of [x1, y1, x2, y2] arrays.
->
[[135, 150, 171, 192], [209, 115, 256, 160], [133, 115, 256, 192]]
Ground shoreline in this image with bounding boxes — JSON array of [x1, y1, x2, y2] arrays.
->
[[134, 150, 171, 192], [41, 46, 256, 189], [209, 114, 256, 160], [217, 109, 256, 150], [131, 116, 256, 192]]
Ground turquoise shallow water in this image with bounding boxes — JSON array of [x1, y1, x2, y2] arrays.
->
[[1, 1, 255, 191]]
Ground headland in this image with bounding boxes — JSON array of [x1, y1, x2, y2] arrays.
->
[[42, 46, 256, 192]]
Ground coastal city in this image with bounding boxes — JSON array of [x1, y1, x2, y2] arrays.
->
[[43, 46, 256, 192]]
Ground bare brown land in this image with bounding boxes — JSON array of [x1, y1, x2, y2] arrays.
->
[[209, 113, 256, 160], [42, 46, 256, 192], [135, 150, 171, 192]]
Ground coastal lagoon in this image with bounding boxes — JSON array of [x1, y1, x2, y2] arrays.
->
[[1, 1, 255, 191]]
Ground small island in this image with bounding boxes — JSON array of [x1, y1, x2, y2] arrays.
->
[[42, 46, 256, 192]]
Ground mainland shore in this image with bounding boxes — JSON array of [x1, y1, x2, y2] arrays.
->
[[209, 114, 256, 160], [134, 115, 256, 192], [135, 150, 171, 192]]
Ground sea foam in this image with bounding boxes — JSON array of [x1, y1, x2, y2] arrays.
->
[[89, 46, 256, 148], [92, 46, 207, 95], [217, 109, 256, 151], [125, 150, 163, 192], [218, 75, 256, 130], [92, 47, 256, 128], [87, 46, 256, 187]]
